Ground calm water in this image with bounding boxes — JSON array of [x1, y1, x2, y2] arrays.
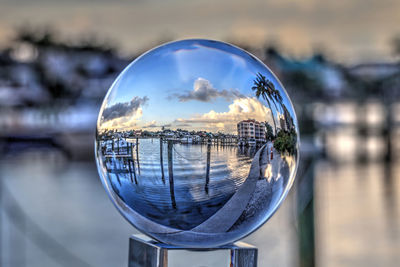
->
[[98, 138, 296, 247], [104, 139, 254, 229], [0, 147, 399, 266]]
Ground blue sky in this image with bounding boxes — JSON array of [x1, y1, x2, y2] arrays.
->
[[99, 40, 297, 134]]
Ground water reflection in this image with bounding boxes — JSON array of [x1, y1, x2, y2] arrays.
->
[[101, 139, 252, 228], [95, 39, 299, 247]]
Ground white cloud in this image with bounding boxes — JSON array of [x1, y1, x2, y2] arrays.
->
[[98, 96, 149, 131], [99, 106, 143, 131], [175, 97, 274, 133]]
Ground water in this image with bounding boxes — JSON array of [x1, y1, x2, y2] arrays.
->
[[0, 153, 134, 267], [0, 151, 297, 267], [98, 138, 296, 247], [316, 161, 400, 267], [1, 148, 399, 266], [95, 39, 299, 247], [1, 99, 399, 265], [105, 139, 254, 229]]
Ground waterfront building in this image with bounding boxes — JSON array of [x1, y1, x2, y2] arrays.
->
[[237, 119, 266, 144], [282, 105, 294, 130], [277, 106, 294, 132], [278, 114, 287, 132]]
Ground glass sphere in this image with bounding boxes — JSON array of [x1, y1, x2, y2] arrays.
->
[[95, 39, 299, 248]]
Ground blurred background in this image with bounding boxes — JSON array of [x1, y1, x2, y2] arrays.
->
[[0, 0, 399, 266]]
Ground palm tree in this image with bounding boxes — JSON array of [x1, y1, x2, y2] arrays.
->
[[267, 82, 283, 117], [252, 73, 278, 135], [272, 88, 295, 132], [273, 87, 284, 113]]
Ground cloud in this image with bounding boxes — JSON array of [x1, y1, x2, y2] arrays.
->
[[143, 120, 157, 128], [102, 96, 148, 122], [99, 108, 144, 131], [175, 123, 192, 127], [174, 78, 243, 102], [175, 97, 273, 133], [143, 120, 171, 129], [99, 96, 148, 131]]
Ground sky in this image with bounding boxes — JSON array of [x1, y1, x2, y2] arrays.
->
[[97, 40, 296, 134], [0, 0, 399, 63]]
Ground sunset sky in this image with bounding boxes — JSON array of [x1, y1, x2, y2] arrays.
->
[[0, 0, 399, 63]]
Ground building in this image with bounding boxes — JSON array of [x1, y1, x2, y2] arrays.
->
[[237, 119, 266, 144], [277, 105, 295, 132], [279, 114, 287, 132]]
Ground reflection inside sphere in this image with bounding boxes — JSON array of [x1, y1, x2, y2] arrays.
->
[[95, 39, 299, 247]]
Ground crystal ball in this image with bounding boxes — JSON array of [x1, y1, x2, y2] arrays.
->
[[95, 39, 299, 247]]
